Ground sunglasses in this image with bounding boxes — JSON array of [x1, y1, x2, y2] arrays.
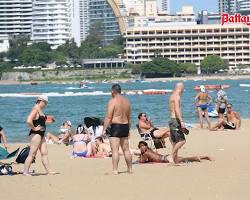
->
[[142, 114, 147, 117], [227, 106, 232, 109]]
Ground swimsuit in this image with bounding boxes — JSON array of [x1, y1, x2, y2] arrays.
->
[[168, 118, 186, 143], [72, 139, 89, 157], [218, 107, 226, 114], [29, 113, 47, 138], [199, 104, 208, 111], [72, 151, 88, 157], [223, 122, 236, 130], [109, 124, 129, 138]]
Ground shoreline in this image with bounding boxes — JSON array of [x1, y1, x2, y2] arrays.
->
[[1, 74, 250, 85]]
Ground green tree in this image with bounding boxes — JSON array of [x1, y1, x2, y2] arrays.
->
[[179, 63, 198, 74], [57, 39, 79, 60], [7, 35, 30, 62], [141, 57, 181, 75], [19, 48, 51, 65], [200, 55, 228, 74]]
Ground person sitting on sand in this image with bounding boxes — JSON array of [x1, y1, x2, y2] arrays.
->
[[0, 126, 9, 149], [95, 136, 112, 157], [46, 121, 73, 145], [210, 103, 241, 131], [72, 124, 93, 158], [138, 112, 170, 139], [194, 85, 212, 129], [95, 136, 140, 157], [137, 141, 213, 163]]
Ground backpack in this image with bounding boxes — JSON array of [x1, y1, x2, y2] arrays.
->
[[15, 146, 35, 164]]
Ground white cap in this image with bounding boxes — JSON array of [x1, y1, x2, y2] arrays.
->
[[66, 120, 72, 126], [37, 95, 48, 103], [200, 85, 205, 92]]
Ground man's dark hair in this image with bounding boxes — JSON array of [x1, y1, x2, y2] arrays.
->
[[138, 141, 148, 148], [138, 112, 144, 119], [111, 84, 121, 94]]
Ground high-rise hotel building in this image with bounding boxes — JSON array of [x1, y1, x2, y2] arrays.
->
[[31, 0, 73, 49], [124, 23, 250, 67], [88, 0, 121, 45], [0, 0, 32, 35], [219, 0, 250, 14]]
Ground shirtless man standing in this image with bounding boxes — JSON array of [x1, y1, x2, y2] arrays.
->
[[102, 84, 132, 175], [169, 82, 186, 164], [210, 103, 241, 131]]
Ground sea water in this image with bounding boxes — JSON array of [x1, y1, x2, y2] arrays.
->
[[0, 79, 250, 142]]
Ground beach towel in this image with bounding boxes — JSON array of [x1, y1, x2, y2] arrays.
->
[[0, 146, 20, 160]]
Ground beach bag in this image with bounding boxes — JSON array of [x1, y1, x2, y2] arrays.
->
[[0, 164, 13, 175], [15, 146, 35, 164]]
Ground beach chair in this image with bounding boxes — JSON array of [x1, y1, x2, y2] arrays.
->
[[0, 146, 20, 163], [136, 124, 166, 150]]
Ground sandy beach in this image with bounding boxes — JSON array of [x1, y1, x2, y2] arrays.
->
[[1, 119, 250, 200]]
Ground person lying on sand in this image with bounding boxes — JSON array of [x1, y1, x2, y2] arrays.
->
[[210, 103, 241, 131], [137, 141, 213, 164]]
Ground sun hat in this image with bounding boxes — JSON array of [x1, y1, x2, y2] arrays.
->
[[37, 95, 48, 103], [200, 85, 205, 92], [66, 120, 72, 127]]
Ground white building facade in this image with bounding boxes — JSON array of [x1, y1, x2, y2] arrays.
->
[[32, 0, 73, 49], [0, 35, 9, 53], [124, 24, 250, 68], [0, 0, 32, 35], [157, 0, 170, 14]]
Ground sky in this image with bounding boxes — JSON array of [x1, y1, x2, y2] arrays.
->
[[171, 0, 218, 14]]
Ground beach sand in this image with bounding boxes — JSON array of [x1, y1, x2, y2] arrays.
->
[[1, 120, 250, 200]]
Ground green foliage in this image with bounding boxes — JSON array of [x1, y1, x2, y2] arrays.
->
[[7, 35, 29, 62], [19, 48, 51, 65], [200, 55, 228, 74], [141, 57, 180, 75], [129, 63, 142, 74], [57, 39, 79, 60], [179, 63, 197, 74]]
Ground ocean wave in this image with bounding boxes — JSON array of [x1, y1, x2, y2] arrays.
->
[[0, 91, 110, 97]]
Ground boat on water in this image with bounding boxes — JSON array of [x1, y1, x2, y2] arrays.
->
[[202, 105, 218, 118], [30, 82, 38, 85], [239, 84, 250, 87], [194, 84, 230, 91], [79, 81, 88, 88]]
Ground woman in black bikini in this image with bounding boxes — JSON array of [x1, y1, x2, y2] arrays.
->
[[23, 95, 55, 176]]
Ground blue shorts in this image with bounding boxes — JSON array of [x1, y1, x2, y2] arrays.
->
[[199, 104, 208, 111]]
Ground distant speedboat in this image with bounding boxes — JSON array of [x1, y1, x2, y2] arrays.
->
[[194, 84, 230, 91], [239, 84, 250, 87], [79, 81, 88, 88], [30, 82, 38, 85]]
